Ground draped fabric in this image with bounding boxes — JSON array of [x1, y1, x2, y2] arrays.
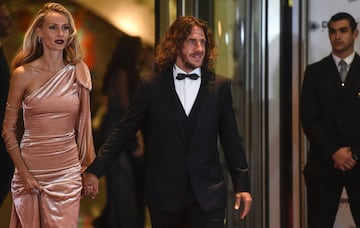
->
[[75, 61, 95, 171], [2, 61, 95, 227]]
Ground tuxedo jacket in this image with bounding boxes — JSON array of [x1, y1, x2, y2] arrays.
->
[[87, 67, 250, 211], [301, 54, 360, 174], [0, 47, 9, 136], [0, 47, 10, 155], [0, 46, 13, 204]]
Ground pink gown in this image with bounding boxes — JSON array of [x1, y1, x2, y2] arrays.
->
[[2, 61, 95, 228]]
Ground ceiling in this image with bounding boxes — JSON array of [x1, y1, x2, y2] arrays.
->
[[73, 0, 155, 44]]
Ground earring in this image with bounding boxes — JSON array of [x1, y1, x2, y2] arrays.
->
[[38, 37, 42, 44]]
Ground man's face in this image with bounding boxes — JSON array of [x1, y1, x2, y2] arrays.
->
[[175, 26, 206, 72], [0, 5, 11, 38], [328, 19, 358, 58]]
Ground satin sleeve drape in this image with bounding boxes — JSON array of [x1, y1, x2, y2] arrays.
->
[[75, 61, 95, 171]]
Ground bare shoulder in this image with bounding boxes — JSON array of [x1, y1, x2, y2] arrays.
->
[[11, 65, 33, 88], [12, 65, 31, 78]]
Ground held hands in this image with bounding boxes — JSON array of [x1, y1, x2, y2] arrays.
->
[[332, 147, 357, 171], [234, 192, 252, 219], [81, 172, 99, 199]]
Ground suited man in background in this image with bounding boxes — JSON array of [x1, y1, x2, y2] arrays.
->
[[301, 12, 360, 228], [0, 2, 13, 207], [83, 16, 252, 227]]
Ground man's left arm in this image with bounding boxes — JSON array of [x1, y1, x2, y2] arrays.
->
[[218, 78, 252, 218], [351, 146, 360, 162]]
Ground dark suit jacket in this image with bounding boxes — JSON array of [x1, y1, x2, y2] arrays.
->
[[87, 67, 250, 211], [0, 46, 9, 136], [301, 54, 360, 174], [0, 45, 13, 205]]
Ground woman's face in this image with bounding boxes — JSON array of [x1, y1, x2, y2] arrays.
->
[[36, 12, 70, 52]]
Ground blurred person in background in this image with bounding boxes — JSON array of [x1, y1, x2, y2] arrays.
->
[[0, 2, 14, 207], [92, 35, 146, 228]]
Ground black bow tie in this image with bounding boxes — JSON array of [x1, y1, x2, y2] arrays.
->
[[176, 73, 199, 80]]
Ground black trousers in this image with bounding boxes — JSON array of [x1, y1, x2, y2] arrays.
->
[[149, 181, 225, 228], [93, 152, 139, 228], [304, 161, 360, 228]]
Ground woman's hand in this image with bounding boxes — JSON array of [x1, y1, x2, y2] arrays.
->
[[21, 171, 43, 194], [81, 172, 99, 199]]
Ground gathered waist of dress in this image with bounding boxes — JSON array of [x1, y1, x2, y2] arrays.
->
[[15, 162, 81, 177], [22, 112, 78, 136], [21, 130, 75, 144], [13, 163, 82, 187], [20, 131, 80, 171]]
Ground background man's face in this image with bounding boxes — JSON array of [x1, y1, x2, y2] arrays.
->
[[0, 5, 11, 38], [328, 19, 358, 57]]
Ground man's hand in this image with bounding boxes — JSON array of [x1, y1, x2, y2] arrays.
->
[[332, 147, 357, 171], [81, 172, 99, 199], [234, 192, 252, 219]]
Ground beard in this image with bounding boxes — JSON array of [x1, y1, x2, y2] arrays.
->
[[183, 60, 196, 70], [180, 52, 203, 70]]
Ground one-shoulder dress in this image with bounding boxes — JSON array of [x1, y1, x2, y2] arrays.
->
[[2, 62, 95, 228]]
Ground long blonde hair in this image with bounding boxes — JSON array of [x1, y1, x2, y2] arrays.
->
[[11, 2, 82, 70]]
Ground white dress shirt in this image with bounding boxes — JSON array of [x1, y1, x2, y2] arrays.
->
[[332, 51, 355, 74], [173, 65, 201, 116]]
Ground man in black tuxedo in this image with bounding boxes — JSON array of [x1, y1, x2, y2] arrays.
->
[[0, 2, 13, 207], [83, 16, 252, 227], [301, 12, 360, 228]]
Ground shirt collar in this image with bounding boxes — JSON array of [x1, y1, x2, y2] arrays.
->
[[173, 64, 201, 79], [332, 51, 355, 66]]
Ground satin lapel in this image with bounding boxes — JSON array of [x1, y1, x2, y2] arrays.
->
[[333, 58, 342, 84], [160, 69, 187, 142], [348, 54, 360, 81], [326, 55, 341, 82], [187, 69, 216, 143], [319, 55, 341, 87], [188, 69, 213, 117]]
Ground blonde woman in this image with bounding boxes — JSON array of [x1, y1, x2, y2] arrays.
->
[[2, 2, 95, 227]]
